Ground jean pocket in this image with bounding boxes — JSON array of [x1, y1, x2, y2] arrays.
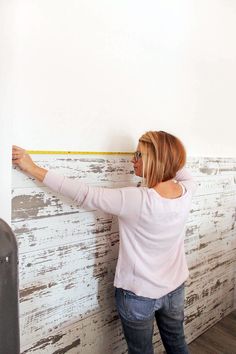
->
[[123, 290, 155, 321], [168, 284, 185, 313]]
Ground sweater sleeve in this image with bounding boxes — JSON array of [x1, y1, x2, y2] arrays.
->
[[43, 170, 123, 216], [175, 168, 197, 194]]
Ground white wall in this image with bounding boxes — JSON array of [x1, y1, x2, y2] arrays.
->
[[0, 0, 13, 224], [0, 121, 11, 224], [7, 0, 236, 156]]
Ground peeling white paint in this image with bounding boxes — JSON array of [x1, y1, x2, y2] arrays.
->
[[12, 155, 236, 354]]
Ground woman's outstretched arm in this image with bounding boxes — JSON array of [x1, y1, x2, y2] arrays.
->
[[12, 145, 131, 217]]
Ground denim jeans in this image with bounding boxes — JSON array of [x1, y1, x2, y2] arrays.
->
[[115, 283, 189, 354]]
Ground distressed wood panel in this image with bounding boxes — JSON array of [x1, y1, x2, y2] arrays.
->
[[12, 155, 138, 188], [11, 156, 236, 354]]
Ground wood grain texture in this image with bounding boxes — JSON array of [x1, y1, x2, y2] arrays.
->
[[11, 155, 236, 354]]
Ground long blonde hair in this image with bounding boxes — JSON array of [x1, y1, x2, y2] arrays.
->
[[139, 131, 186, 188]]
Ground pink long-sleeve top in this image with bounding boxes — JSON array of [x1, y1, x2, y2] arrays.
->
[[43, 168, 196, 299]]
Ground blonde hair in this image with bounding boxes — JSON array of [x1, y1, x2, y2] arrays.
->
[[138, 131, 186, 188]]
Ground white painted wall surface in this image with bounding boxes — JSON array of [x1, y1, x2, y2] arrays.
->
[[10, 0, 236, 157], [0, 121, 11, 224], [0, 0, 13, 224]]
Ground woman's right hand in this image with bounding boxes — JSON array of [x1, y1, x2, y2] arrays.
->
[[12, 146, 48, 182], [12, 145, 36, 172]]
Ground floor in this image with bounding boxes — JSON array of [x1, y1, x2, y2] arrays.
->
[[188, 310, 236, 354]]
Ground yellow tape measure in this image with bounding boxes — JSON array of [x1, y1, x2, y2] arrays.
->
[[27, 150, 133, 155]]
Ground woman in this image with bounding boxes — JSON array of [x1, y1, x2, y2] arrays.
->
[[12, 131, 196, 354]]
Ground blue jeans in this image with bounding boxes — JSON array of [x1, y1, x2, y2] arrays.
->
[[115, 283, 189, 354]]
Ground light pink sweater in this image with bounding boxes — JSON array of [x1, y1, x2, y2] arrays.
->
[[43, 168, 196, 299]]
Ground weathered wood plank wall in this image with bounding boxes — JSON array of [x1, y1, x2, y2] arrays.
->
[[11, 155, 236, 354]]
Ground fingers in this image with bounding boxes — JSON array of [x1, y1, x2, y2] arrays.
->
[[12, 145, 26, 161], [12, 152, 26, 160], [12, 158, 21, 165]]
